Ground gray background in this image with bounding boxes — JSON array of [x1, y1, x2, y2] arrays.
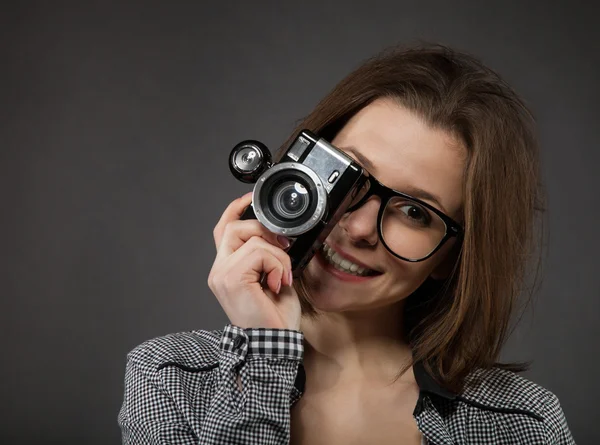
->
[[1, 1, 598, 444]]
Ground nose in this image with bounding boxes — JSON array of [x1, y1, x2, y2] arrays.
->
[[338, 196, 380, 247]]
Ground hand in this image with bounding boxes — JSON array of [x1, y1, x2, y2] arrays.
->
[[207, 192, 302, 331]]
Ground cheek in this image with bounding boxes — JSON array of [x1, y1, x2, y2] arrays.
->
[[381, 261, 429, 296], [384, 250, 448, 293], [387, 250, 444, 278]]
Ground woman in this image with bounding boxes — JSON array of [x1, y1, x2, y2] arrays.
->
[[118, 44, 575, 444]]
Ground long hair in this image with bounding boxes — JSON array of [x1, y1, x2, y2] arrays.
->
[[277, 43, 545, 393]]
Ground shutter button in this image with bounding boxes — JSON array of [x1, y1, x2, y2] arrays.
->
[[232, 336, 244, 349]]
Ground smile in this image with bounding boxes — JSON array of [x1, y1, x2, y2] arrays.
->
[[316, 242, 382, 282]]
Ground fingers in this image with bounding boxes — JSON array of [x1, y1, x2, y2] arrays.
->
[[227, 236, 293, 289], [216, 219, 290, 260], [213, 191, 253, 250], [214, 193, 293, 256], [253, 250, 286, 295], [209, 192, 293, 297], [209, 242, 290, 297]]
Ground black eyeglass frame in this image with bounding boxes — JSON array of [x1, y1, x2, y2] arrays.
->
[[345, 174, 464, 262]]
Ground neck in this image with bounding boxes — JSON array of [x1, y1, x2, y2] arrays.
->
[[300, 300, 414, 389]]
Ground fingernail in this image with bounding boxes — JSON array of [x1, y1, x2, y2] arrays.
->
[[276, 281, 281, 294], [277, 235, 290, 248], [288, 270, 293, 285]]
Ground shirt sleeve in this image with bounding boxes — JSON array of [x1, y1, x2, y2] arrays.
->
[[542, 391, 576, 444], [198, 324, 304, 444], [118, 324, 304, 445], [118, 345, 199, 444]]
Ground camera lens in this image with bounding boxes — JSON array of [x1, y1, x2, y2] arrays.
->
[[259, 169, 319, 229], [252, 162, 326, 236], [272, 181, 310, 219]]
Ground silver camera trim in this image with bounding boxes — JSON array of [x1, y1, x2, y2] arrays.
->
[[252, 162, 327, 236]]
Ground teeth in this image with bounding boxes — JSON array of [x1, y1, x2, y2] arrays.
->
[[321, 243, 375, 277], [340, 258, 352, 269]]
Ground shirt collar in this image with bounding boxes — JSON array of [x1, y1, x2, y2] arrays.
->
[[294, 360, 457, 400], [412, 361, 457, 445], [413, 360, 457, 400], [292, 359, 457, 445]]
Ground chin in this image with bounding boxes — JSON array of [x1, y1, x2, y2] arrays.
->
[[309, 292, 359, 313]]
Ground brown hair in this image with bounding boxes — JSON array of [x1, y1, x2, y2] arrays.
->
[[277, 43, 544, 393]]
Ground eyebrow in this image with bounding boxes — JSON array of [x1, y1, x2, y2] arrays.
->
[[400, 186, 448, 214], [341, 145, 448, 213], [342, 145, 377, 173]]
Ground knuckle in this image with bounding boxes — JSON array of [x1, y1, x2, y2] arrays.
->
[[221, 273, 240, 294], [207, 270, 219, 287], [246, 235, 263, 248], [221, 221, 233, 236], [220, 221, 237, 242], [247, 219, 268, 235], [249, 245, 265, 261]]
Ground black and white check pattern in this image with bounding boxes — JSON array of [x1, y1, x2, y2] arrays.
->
[[118, 324, 575, 444]]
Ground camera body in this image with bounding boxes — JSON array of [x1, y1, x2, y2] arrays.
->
[[229, 129, 366, 276]]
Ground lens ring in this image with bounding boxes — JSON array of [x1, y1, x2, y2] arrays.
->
[[252, 162, 327, 236], [262, 172, 316, 227]]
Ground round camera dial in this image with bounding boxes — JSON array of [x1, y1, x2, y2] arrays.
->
[[229, 140, 272, 183]]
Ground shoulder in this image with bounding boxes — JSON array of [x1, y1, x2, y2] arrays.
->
[[126, 328, 224, 373], [459, 367, 573, 442], [462, 367, 554, 416]]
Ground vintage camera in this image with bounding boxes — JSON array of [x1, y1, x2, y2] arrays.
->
[[229, 129, 366, 277]]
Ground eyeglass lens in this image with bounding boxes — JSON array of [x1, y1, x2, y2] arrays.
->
[[347, 180, 448, 260]]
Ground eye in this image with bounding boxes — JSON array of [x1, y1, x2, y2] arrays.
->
[[398, 204, 431, 225]]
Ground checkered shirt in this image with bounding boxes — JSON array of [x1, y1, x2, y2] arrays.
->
[[118, 324, 575, 444]]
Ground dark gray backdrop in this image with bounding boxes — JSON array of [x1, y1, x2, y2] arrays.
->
[[1, 1, 598, 444]]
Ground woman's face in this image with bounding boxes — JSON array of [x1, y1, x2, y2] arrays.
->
[[302, 97, 466, 312]]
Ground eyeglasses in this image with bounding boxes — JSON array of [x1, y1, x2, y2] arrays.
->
[[346, 174, 464, 262]]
